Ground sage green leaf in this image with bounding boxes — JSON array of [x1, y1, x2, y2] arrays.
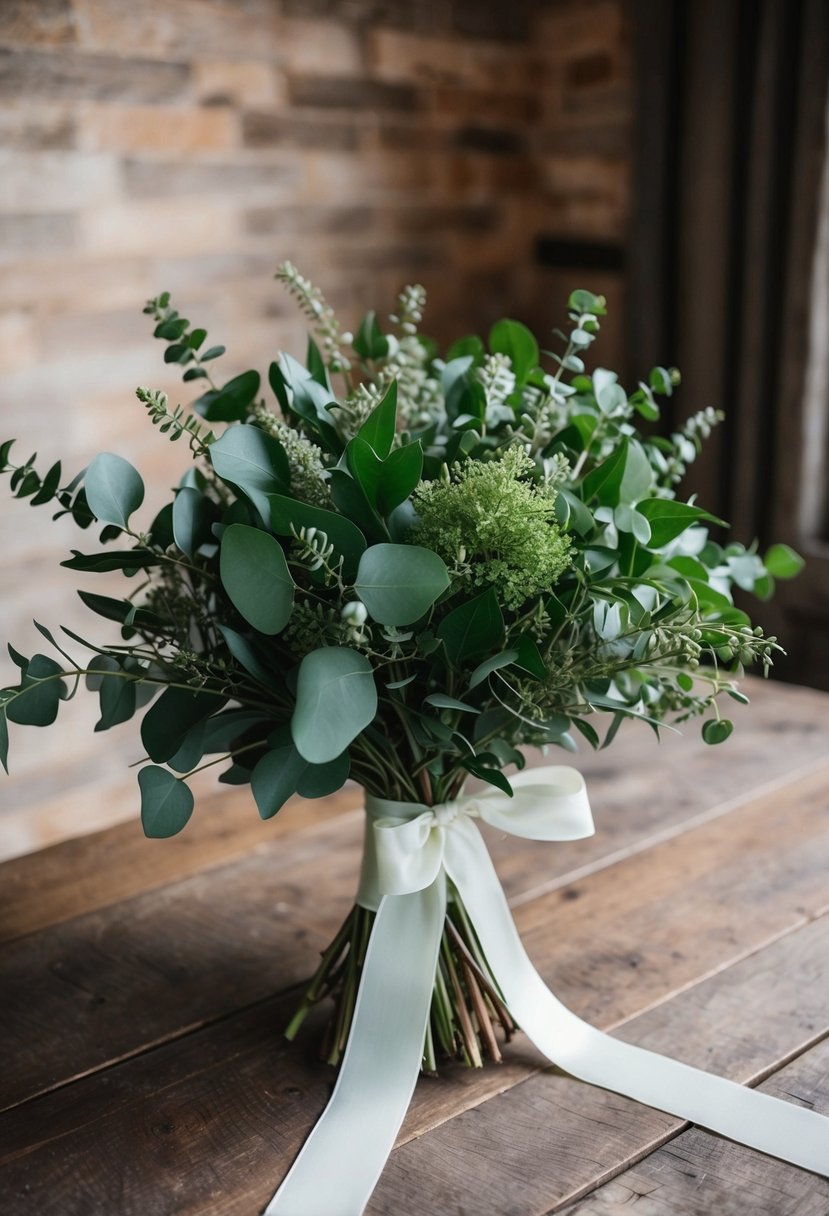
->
[[78, 590, 161, 630], [220, 524, 294, 635], [468, 649, 519, 689], [355, 543, 449, 625], [209, 424, 290, 523], [141, 686, 222, 763], [764, 543, 804, 580], [172, 487, 215, 557], [297, 749, 350, 797], [614, 502, 652, 545], [638, 499, 724, 548], [292, 646, 377, 763], [269, 495, 366, 581], [94, 656, 137, 732], [0, 706, 8, 774], [437, 588, 504, 663], [488, 318, 538, 384], [618, 440, 653, 503], [5, 654, 65, 726], [139, 766, 194, 838], [85, 452, 144, 529], [424, 693, 480, 714], [357, 380, 397, 458]]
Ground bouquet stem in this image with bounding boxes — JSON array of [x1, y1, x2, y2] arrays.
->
[[285, 889, 515, 1072]]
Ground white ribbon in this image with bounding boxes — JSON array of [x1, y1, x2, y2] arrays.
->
[[267, 768, 828, 1215]]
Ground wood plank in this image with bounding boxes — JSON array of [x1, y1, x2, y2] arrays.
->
[[2, 743, 827, 1115], [1, 767, 827, 1212], [368, 914, 829, 1214], [2, 675, 827, 944], [560, 1037, 829, 1215]]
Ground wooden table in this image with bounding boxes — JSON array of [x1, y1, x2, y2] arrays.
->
[[2, 677, 829, 1214]]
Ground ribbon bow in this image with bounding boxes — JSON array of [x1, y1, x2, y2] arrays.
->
[[267, 767, 828, 1216]]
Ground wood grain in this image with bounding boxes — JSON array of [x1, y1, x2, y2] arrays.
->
[[1, 765, 827, 1213], [368, 913, 829, 1214], [559, 1037, 829, 1215], [2, 675, 827, 943]]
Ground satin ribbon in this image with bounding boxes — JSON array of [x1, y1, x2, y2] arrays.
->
[[266, 768, 828, 1214]]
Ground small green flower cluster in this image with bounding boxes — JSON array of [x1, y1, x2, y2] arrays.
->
[[412, 448, 571, 611]]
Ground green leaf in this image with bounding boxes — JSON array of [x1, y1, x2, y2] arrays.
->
[[84, 452, 144, 530], [352, 310, 389, 360], [377, 442, 422, 516], [423, 693, 480, 714], [619, 440, 653, 503], [437, 588, 504, 663], [581, 437, 629, 506], [78, 590, 161, 630], [446, 335, 485, 364], [355, 543, 449, 625], [209, 424, 290, 523], [93, 657, 137, 732], [0, 706, 8, 773], [218, 624, 282, 690], [764, 543, 804, 580], [139, 766, 194, 838], [638, 499, 724, 548], [463, 758, 513, 797], [5, 654, 65, 726], [220, 524, 294, 635], [614, 502, 652, 545], [328, 469, 388, 544], [356, 380, 397, 458], [172, 487, 215, 558], [141, 686, 222, 763], [513, 636, 548, 679], [291, 647, 377, 764], [201, 344, 226, 361], [569, 289, 606, 315], [269, 494, 367, 581], [702, 718, 734, 745], [252, 743, 349, 819], [469, 649, 519, 689], [306, 336, 330, 388], [488, 318, 538, 384], [194, 369, 261, 422], [62, 548, 160, 573]]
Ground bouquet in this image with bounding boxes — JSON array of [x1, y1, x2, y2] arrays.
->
[[2, 268, 819, 1210]]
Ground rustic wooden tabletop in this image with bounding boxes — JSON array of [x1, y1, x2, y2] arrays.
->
[[1, 676, 828, 1215]]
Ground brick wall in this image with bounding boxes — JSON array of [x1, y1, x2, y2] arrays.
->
[[0, 0, 631, 854]]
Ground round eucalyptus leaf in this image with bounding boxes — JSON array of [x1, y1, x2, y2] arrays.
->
[[355, 543, 449, 625], [139, 766, 194, 838], [702, 718, 734, 745], [220, 524, 294, 635], [292, 646, 377, 763], [85, 452, 145, 530]]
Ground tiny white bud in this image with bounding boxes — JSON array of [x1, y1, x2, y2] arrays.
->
[[341, 601, 368, 626]]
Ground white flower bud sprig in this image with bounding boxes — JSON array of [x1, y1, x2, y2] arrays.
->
[[289, 525, 345, 590], [275, 261, 352, 381]]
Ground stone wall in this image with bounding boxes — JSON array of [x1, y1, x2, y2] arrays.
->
[[0, 0, 632, 853]]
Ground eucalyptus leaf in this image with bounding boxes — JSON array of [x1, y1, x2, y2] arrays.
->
[[139, 766, 194, 838], [141, 685, 222, 763], [0, 706, 7, 773], [291, 646, 377, 764], [172, 487, 215, 557], [468, 649, 519, 689], [209, 424, 290, 523], [488, 318, 538, 384], [423, 693, 480, 714], [437, 588, 504, 663], [355, 543, 449, 626], [220, 524, 294, 635], [764, 543, 804, 580], [85, 452, 145, 530], [269, 494, 367, 580]]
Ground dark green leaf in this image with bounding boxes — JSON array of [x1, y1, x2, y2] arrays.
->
[[220, 524, 294, 635], [355, 543, 449, 625], [201, 345, 226, 361], [356, 380, 397, 459], [353, 310, 389, 360], [269, 494, 366, 581], [218, 624, 282, 691], [268, 360, 290, 412], [141, 686, 222, 764], [437, 588, 504, 663], [5, 654, 65, 726], [0, 706, 8, 773], [513, 636, 547, 679], [252, 742, 349, 819], [194, 369, 260, 422], [702, 718, 734, 745], [30, 461, 62, 507], [581, 437, 629, 506], [328, 469, 388, 544], [291, 646, 377, 764], [377, 442, 422, 516], [446, 335, 485, 364], [139, 766, 194, 838], [85, 452, 145, 529], [95, 659, 137, 732], [463, 758, 513, 797], [62, 548, 160, 573]]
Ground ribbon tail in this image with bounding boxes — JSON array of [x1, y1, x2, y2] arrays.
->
[[265, 877, 447, 1216], [444, 830, 829, 1178]]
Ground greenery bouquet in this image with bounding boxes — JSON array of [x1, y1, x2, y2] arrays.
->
[[0, 267, 802, 1076]]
